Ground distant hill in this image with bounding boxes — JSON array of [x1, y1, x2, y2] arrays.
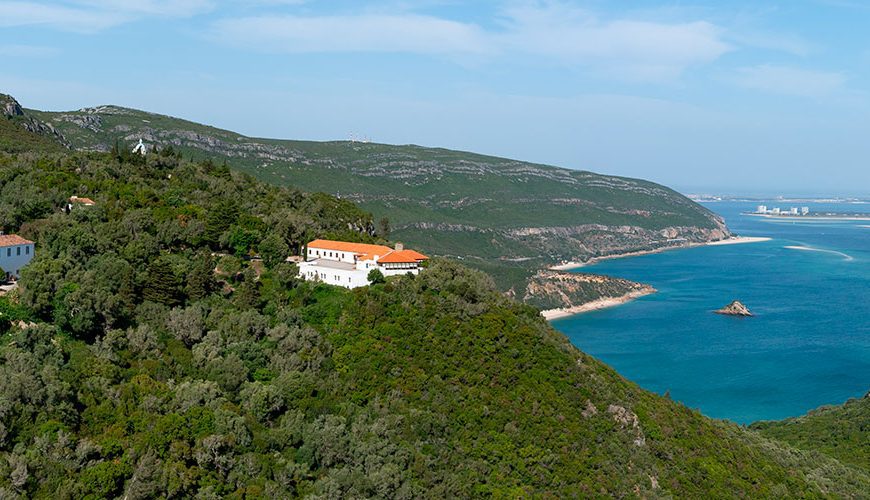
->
[[19, 98, 730, 307], [0, 144, 866, 497], [751, 394, 870, 471], [0, 94, 67, 153]]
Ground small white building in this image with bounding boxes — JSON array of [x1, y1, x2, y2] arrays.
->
[[0, 234, 35, 281], [299, 239, 428, 289], [66, 196, 96, 213]]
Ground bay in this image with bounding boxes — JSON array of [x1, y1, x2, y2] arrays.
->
[[553, 200, 870, 424]]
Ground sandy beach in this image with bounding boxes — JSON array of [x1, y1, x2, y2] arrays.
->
[[550, 236, 771, 271], [541, 288, 656, 320]]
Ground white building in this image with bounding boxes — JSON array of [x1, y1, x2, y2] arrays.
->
[[0, 234, 35, 281], [756, 205, 768, 214], [299, 239, 428, 289], [801, 207, 810, 215], [66, 195, 96, 213]]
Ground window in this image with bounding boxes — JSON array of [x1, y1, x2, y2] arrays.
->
[[5, 249, 9, 257], [25, 246, 29, 255], [17, 247, 20, 256]]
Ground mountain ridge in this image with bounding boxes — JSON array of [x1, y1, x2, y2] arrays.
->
[[15, 95, 730, 309]]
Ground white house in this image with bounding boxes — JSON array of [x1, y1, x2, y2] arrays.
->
[[0, 234, 35, 281], [66, 196, 96, 213], [299, 239, 428, 289]]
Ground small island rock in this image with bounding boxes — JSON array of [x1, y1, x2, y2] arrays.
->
[[715, 300, 753, 317]]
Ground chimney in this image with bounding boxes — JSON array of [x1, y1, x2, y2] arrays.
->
[[395, 242, 404, 251]]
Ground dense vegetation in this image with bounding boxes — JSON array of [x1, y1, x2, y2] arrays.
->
[[25, 100, 729, 302], [0, 145, 867, 498], [751, 395, 869, 471]]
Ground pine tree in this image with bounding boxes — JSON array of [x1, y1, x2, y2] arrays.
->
[[143, 259, 182, 306], [186, 252, 216, 301]]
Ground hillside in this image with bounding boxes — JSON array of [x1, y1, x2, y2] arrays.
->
[[20, 98, 730, 306], [751, 394, 870, 471], [0, 94, 67, 154], [0, 136, 867, 497]]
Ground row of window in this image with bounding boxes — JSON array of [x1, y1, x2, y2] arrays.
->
[[305, 270, 353, 283], [0, 245, 31, 258], [384, 262, 417, 268], [312, 249, 348, 260]]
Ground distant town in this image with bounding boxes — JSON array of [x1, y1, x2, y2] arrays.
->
[[753, 205, 811, 216], [743, 205, 870, 221]]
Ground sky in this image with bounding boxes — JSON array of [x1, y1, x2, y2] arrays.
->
[[1, 0, 869, 196]]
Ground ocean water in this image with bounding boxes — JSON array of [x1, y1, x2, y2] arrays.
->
[[552, 201, 870, 424]]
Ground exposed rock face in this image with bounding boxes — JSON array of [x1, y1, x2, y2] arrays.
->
[[1, 94, 24, 117], [607, 404, 646, 447], [1, 94, 71, 148], [524, 270, 654, 311], [715, 300, 753, 317]]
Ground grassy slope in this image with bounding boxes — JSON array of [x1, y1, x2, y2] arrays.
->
[[0, 117, 65, 154], [751, 395, 869, 472]]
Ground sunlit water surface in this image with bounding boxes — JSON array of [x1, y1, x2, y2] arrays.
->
[[553, 201, 870, 423]]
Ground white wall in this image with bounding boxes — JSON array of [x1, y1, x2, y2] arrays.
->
[[298, 261, 370, 289], [307, 246, 362, 265], [0, 243, 35, 279]]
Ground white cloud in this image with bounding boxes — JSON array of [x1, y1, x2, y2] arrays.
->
[[0, 0, 213, 32], [210, 2, 731, 82], [731, 65, 845, 97], [496, 3, 730, 81], [212, 13, 493, 56]]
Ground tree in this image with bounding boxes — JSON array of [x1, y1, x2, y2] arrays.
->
[[186, 252, 216, 300], [259, 233, 289, 269], [143, 258, 182, 306], [204, 202, 239, 247], [367, 269, 385, 285], [377, 217, 391, 239]]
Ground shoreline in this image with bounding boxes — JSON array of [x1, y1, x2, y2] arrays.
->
[[744, 213, 870, 221], [541, 288, 656, 320], [550, 236, 772, 271]]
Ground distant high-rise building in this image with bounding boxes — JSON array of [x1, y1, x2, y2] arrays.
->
[[756, 205, 768, 214]]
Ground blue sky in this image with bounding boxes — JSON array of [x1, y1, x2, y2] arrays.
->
[[2, 1, 869, 195]]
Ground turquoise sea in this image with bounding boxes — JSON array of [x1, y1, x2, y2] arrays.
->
[[552, 201, 870, 424]]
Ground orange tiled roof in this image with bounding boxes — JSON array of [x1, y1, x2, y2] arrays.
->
[[70, 196, 96, 205], [307, 239, 428, 262], [0, 234, 34, 247], [307, 239, 393, 256], [376, 249, 429, 263]]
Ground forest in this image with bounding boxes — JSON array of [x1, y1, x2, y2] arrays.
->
[[0, 147, 867, 498]]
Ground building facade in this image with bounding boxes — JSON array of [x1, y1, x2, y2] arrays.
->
[[0, 234, 35, 281], [299, 239, 428, 289]]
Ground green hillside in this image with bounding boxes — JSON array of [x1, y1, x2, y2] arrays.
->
[[0, 140, 867, 497], [751, 394, 870, 471], [1, 95, 66, 154], [24, 100, 729, 303]]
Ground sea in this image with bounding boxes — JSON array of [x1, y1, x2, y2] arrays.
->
[[552, 200, 870, 424]]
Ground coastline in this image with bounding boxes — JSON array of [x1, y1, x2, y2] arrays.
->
[[744, 213, 870, 221], [550, 236, 772, 271], [541, 287, 656, 321]]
